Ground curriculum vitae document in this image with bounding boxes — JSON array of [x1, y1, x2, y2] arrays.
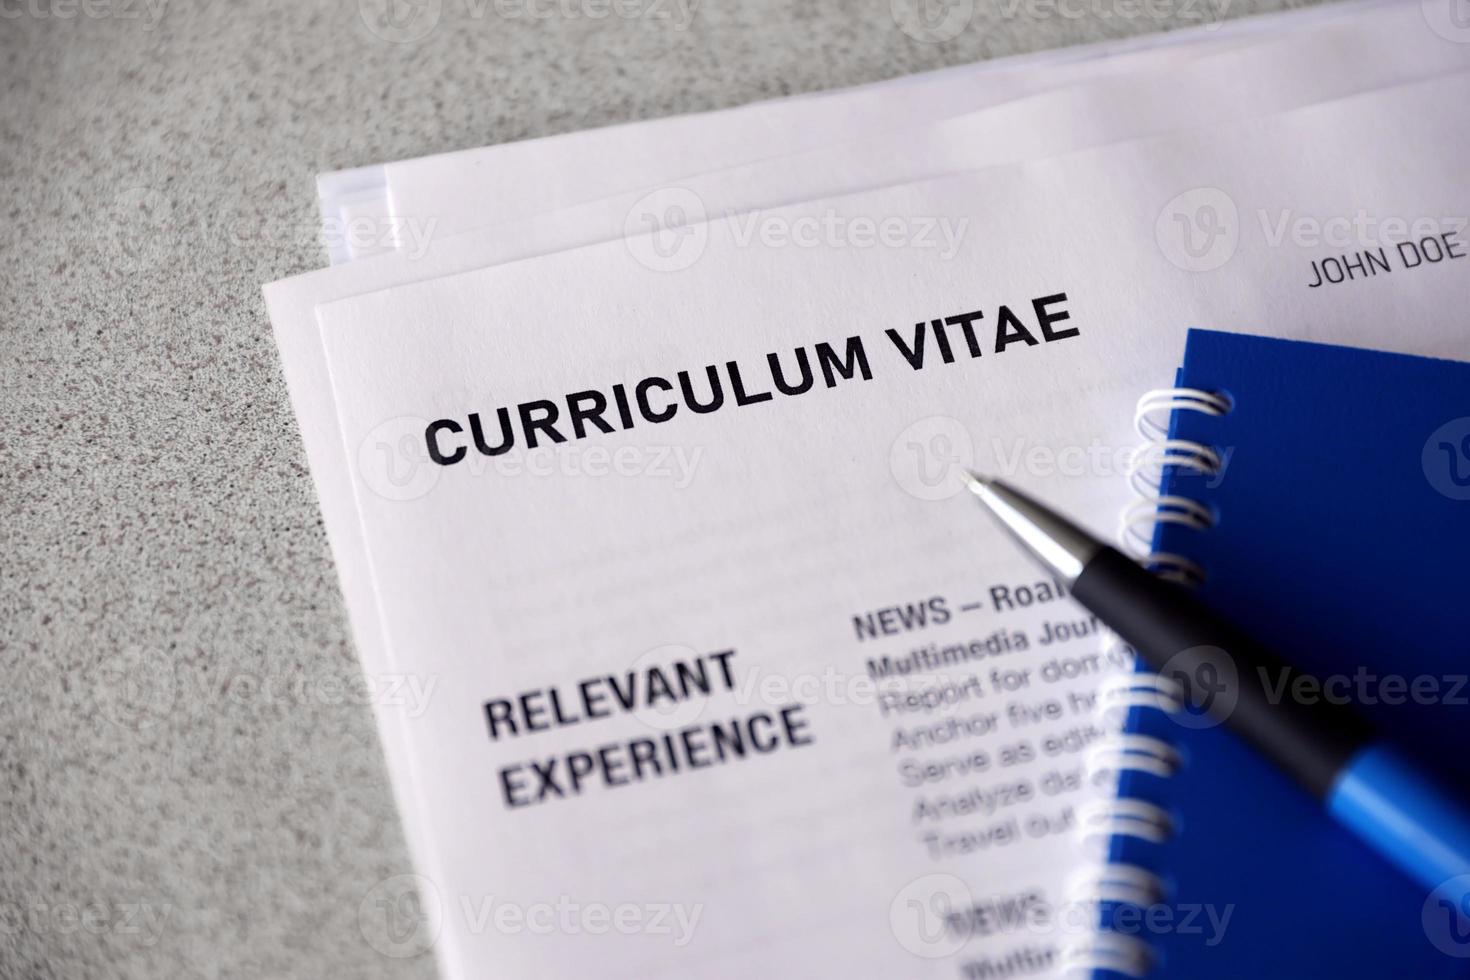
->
[[315, 75, 1470, 979]]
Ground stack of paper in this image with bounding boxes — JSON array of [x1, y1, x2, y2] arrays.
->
[[262, 2, 1470, 976]]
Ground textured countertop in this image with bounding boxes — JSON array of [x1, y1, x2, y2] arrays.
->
[[1, 0, 1314, 976]]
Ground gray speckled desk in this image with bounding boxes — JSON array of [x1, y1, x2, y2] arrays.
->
[[0, 0, 1313, 976]]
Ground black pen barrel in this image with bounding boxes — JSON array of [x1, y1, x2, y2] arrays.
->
[[1071, 547, 1373, 800]]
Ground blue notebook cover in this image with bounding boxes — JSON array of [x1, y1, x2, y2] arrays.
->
[[1095, 330, 1470, 978]]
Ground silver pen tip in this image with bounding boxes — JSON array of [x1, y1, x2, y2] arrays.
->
[[962, 472, 1102, 585]]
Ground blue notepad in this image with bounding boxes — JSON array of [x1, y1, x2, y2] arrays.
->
[[1095, 330, 1470, 978]]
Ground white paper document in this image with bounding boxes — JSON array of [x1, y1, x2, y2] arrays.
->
[[266, 13, 1470, 945], [312, 74, 1470, 979]]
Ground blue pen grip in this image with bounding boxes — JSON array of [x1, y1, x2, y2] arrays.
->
[[1328, 744, 1470, 899]]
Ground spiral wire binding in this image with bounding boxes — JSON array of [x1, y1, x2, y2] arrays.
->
[[1120, 388, 1230, 586], [1058, 931, 1155, 979], [1067, 862, 1169, 908], [1061, 387, 1230, 978], [1096, 671, 1185, 727]]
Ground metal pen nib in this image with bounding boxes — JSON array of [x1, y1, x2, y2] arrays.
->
[[963, 472, 1103, 585]]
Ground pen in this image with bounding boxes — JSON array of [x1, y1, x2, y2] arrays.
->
[[964, 472, 1470, 899]]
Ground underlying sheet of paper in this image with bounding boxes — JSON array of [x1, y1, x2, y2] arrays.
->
[[314, 73, 1470, 978], [364, 0, 1394, 246], [491, 5, 1466, 279]]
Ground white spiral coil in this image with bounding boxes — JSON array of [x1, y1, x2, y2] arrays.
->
[[1066, 862, 1169, 909], [1065, 387, 1230, 978], [1120, 387, 1230, 586], [1059, 932, 1155, 979]]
